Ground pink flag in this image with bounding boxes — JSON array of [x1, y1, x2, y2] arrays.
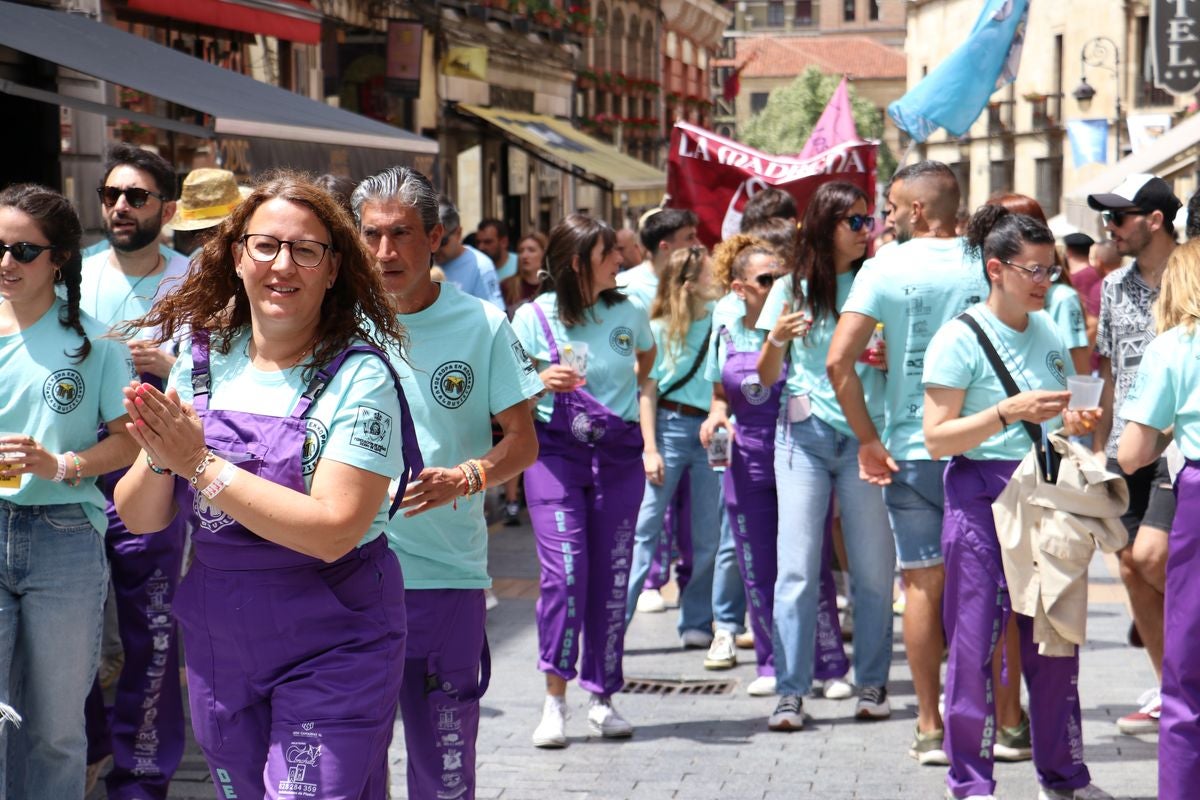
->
[[799, 76, 860, 159]]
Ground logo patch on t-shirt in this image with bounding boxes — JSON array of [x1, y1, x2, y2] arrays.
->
[[610, 326, 634, 356], [740, 375, 771, 405], [301, 419, 329, 476], [431, 361, 474, 409], [350, 406, 392, 456], [1046, 351, 1067, 385], [43, 369, 85, 414], [512, 340, 536, 375]]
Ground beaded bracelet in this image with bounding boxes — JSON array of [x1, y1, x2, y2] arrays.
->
[[468, 458, 488, 491], [190, 450, 217, 486], [145, 453, 170, 475], [458, 461, 481, 495], [52, 454, 67, 483], [65, 451, 82, 487]]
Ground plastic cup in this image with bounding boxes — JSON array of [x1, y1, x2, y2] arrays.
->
[[562, 342, 589, 385], [1067, 375, 1104, 409], [0, 435, 24, 489]]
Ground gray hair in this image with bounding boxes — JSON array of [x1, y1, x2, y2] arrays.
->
[[438, 194, 461, 234], [351, 166, 440, 234]]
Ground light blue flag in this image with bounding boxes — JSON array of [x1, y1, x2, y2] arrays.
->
[[888, 0, 1030, 142], [1067, 119, 1109, 167]]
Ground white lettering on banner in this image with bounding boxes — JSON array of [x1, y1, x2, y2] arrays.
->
[[678, 133, 713, 161]]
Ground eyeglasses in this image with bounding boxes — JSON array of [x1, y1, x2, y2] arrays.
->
[[843, 214, 876, 232], [239, 234, 333, 269], [1100, 209, 1146, 227], [753, 272, 778, 288], [97, 186, 167, 209], [1001, 259, 1062, 283], [0, 241, 54, 264]]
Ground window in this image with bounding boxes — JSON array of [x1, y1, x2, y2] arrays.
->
[[844, 0, 856, 22], [869, 0, 879, 21], [750, 92, 770, 114], [767, 1, 784, 26], [794, 0, 814, 26], [1035, 156, 1062, 217], [989, 159, 1014, 196], [1136, 15, 1174, 107], [950, 161, 970, 208]]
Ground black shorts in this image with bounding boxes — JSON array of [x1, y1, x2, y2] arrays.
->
[[1107, 457, 1176, 540]]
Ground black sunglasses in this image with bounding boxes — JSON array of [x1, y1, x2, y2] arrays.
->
[[754, 272, 778, 288], [843, 214, 876, 232], [97, 186, 167, 209], [0, 241, 54, 264], [1100, 209, 1146, 227]]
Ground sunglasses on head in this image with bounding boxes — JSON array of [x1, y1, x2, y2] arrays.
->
[[97, 186, 167, 209], [1100, 209, 1146, 227], [843, 214, 876, 232], [0, 241, 54, 264]]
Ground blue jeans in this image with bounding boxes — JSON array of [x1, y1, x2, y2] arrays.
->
[[0, 500, 108, 800], [626, 409, 722, 636], [773, 415, 895, 695], [712, 479, 747, 634]]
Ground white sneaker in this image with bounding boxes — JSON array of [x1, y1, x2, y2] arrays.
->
[[768, 694, 805, 731], [819, 677, 854, 700], [531, 695, 567, 748], [703, 630, 737, 669], [1037, 784, 1114, 800], [680, 628, 714, 649], [587, 695, 633, 738], [635, 589, 666, 613], [747, 675, 777, 697]]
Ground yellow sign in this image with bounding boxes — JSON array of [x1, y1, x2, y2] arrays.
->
[[442, 46, 488, 81]]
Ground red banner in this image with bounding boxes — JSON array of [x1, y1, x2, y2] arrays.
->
[[667, 122, 877, 247]]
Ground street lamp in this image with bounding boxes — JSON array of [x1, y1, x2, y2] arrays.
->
[[1073, 36, 1122, 159]]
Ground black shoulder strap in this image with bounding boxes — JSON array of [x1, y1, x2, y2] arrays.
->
[[956, 312, 1060, 481], [660, 322, 713, 400]]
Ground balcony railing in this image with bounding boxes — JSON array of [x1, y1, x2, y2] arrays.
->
[[987, 100, 1014, 135], [1030, 93, 1062, 131]]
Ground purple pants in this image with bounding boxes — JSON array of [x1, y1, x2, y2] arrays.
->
[[526, 436, 644, 696], [398, 588, 488, 800], [1160, 462, 1200, 800], [724, 424, 846, 678], [942, 457, 1090, 799], [644, 474, 693, 592], [176, 536, 405, 800], [84, 494, 186, 800]]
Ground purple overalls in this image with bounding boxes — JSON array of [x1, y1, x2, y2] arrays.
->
[[1160, 461, 1200, 800], [941, 456, 1090, 799], [174, 333, 421, 800], [717, 327, 846, 679], [85, 371, 186, 800], [644, 476, 692, 595], [524, 304, 644, 696]]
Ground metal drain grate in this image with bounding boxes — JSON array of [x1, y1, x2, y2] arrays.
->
[[621, 677, 738, 696]]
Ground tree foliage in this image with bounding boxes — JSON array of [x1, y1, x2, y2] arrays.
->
[[741, 67, 897, 182]]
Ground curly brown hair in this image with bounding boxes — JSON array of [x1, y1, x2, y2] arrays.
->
[[127, 171, 405, 373], [711, 233, 774, 291]]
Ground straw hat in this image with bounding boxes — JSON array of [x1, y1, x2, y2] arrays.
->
[[167, 168, 249, 232]]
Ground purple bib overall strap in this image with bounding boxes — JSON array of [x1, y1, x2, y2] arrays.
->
[[183, 331, 423, 569], [529, 301, 641, 454], [717, 325, 785, 430]]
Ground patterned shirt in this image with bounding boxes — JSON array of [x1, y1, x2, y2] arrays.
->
[[1096, 262, 1160, 457]]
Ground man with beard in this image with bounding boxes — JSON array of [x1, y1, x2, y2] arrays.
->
[[79, 143, 190, 799]]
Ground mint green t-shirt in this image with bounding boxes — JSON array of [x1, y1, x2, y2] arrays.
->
[[385, 283, 543, 589], [616, 262, 657, 313], [757, 272, 885, 437], [842, 237, 991, 460], [511, 292, 654, 423], [651, 313, 714, 412], [1042, 282, 1087, 351], [711, 291, 745, 332], [80, 250, 190, 331], [170, 329, 406, 547], [704, 314, 764, 384], [1120, 325, 1200, 460], [0, 301, 135, 533], [923, 304, 1071, 462]]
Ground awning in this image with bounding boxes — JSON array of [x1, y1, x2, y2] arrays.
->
[[457, 104, 665, 207], [1063, 110, 1200, 232], [127, 0, 322, 45], [0, 2, 437, 172]]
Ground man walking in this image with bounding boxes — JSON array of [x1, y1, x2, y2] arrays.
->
[[435, 197, 505, 310]]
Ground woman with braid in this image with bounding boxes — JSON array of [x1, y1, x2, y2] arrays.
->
[[0, 184, 137, 800]]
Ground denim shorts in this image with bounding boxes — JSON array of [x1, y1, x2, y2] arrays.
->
[[881, 459, 946, 569]]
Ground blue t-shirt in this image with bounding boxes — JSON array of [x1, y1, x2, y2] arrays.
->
[[651, 313, 714, 412], [511, 292, 654, 423], [923, 304, 1072, 461], [170, 330, 406, 547], [842, 237, 991, 460], [496, 251, 518, 282], [1120, 324, 1200, 461], [616, 262, 657, 312], [385, 283, 543, 588], [758, 272, 885, 437], [1042, 282, 1087, 352], [0, 300, 135, 533], [441, 245, 504, 311]]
